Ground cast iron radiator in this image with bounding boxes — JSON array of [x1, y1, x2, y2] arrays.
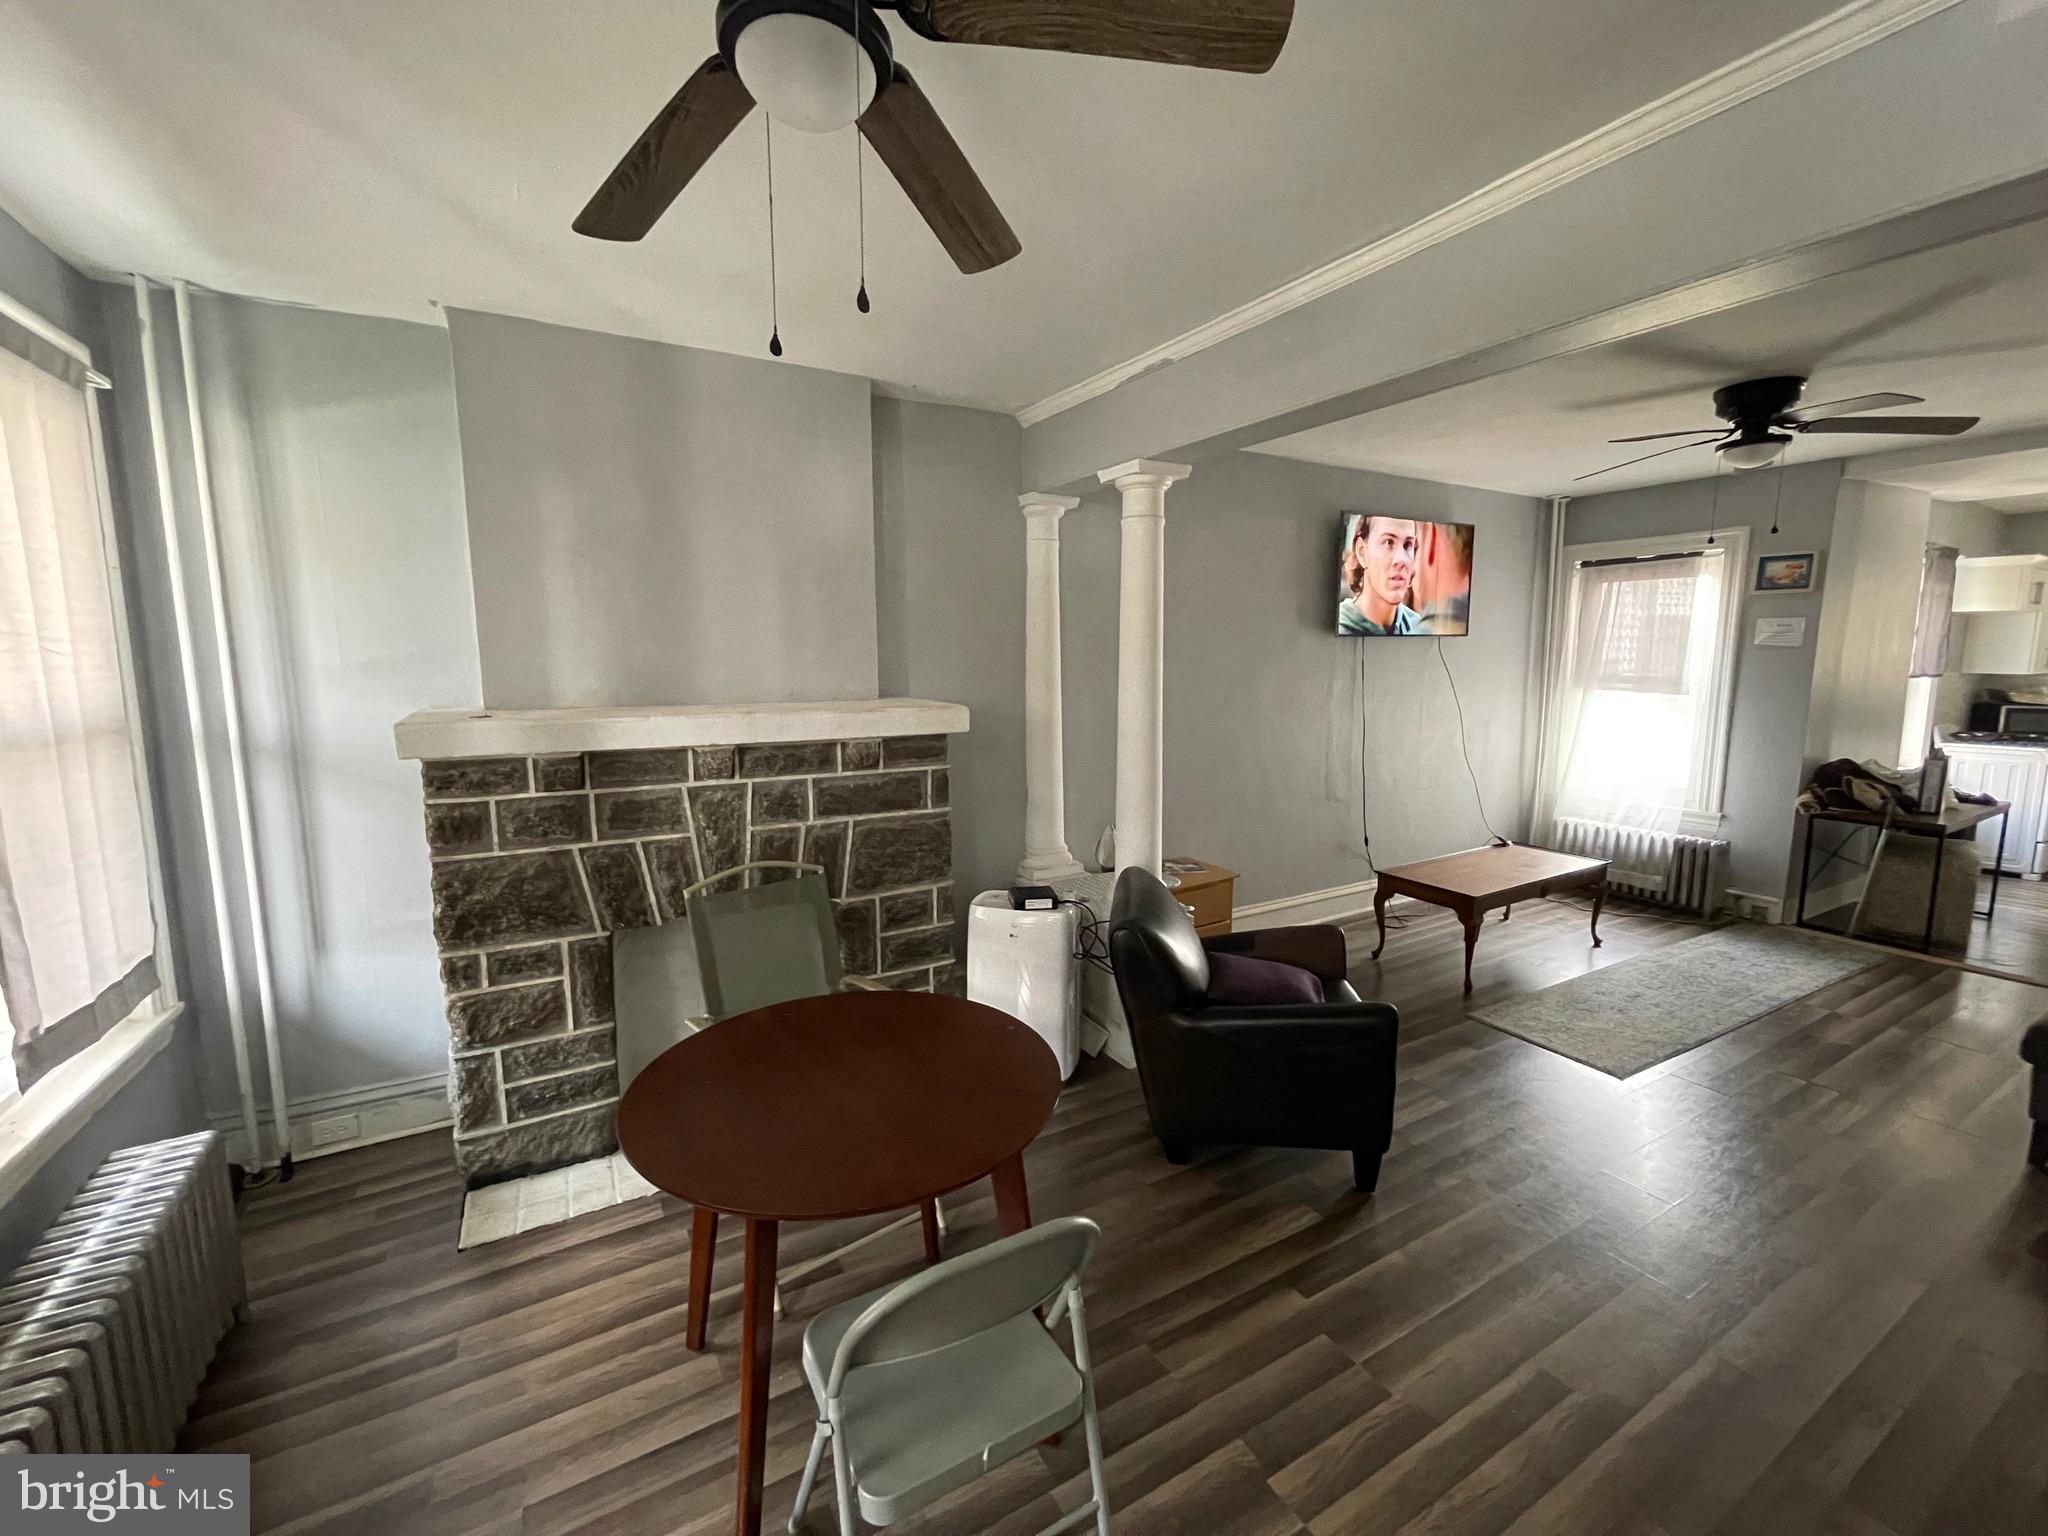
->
[[0, 1130, 246, 1452], [1550, 818, 1728, 916]]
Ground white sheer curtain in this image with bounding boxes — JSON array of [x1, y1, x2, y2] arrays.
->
[[0, 343, 156, 1090], [1550, 551, 1729, 835]]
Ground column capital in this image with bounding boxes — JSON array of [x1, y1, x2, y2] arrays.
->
[[1098, 459, 1192, 492], [1018, 491, 1082, 521]]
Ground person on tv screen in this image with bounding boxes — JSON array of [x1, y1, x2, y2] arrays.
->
[[1339, 514, 1423, 635], [1413, 520, 1473, 635]]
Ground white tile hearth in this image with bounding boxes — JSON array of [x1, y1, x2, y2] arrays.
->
[[456, 1151, 660, 1249]]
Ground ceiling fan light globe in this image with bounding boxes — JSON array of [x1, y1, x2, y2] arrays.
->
[[734, 13, 877, 133], [1719, 438, 1789, 471]]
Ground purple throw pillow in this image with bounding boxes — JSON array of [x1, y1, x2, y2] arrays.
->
[[1205, 950, 1324, 1006]]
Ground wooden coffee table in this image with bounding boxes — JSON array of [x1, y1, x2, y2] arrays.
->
[[616, 989, 1061, 1536], [1370, 844, 1609, 993]]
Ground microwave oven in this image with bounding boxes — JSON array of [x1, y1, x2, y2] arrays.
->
[[1970, 702, 2048, 735]]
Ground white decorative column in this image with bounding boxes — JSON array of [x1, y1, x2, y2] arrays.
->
[[1098, 459, 1191, 882], [1017, 492, 1085, 883]]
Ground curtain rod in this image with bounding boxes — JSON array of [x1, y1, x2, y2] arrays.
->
[[1576, 549, 1718, 570]]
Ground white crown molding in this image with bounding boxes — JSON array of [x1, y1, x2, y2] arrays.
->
[[1014, 0, 1965, 430]]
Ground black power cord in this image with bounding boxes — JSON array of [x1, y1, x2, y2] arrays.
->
[[1437, 637, 1507, 847], [1060, 896, 1116, 974]]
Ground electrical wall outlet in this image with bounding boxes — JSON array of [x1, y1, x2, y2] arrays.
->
[[309, 1113, 361, 1147]]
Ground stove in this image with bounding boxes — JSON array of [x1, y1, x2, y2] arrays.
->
[[1947, 731, 2048, 745]]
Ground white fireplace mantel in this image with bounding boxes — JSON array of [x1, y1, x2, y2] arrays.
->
[[394, 698, 969, 761]]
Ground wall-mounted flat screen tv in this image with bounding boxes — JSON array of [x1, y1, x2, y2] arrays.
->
[[1336, 513, 1474, 636]]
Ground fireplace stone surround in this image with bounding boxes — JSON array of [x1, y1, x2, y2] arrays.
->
[[395, 700, 969, 1186]]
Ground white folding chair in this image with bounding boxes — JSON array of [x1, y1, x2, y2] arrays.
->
[[789, 1216, 1110, 1536]]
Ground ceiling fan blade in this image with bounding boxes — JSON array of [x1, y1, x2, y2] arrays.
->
[[859, 68, 1021, 274], [1575, 434, 1729, 482], [1795, 415, 1980, 436], [574, 57, 754, 241], [906, 0, 1294, 73], [1780, 391, 1922, 424], [1810, 277, 1998, 366], [1607, 429, 1727, 443]]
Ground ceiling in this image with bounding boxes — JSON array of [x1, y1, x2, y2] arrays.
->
[[1251, 214, 2048, 498], [0, 0, 1855, 412], [1851, 441, 2048, 513]]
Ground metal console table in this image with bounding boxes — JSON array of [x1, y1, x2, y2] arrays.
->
[[1794, 799, 2010, 953]]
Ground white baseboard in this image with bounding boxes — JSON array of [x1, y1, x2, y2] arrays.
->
[[210, 1071, 450, 1165], [1725, 889, 1785, 925], [1233, 877, 1379, 930]]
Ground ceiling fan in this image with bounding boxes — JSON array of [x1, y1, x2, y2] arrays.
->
[[1576, 375, 1980, 481], [573, 0, 1296, 275]]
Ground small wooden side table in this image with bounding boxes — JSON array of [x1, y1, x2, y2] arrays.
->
[[1165, 858, 1237, 937]]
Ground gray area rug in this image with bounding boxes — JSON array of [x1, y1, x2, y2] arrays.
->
[[1470, 925, 1884, 1079]]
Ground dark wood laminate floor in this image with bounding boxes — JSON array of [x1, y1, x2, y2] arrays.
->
[[188, 898, 2048, 1536], [1809, 872, 2048, 986], [1966, 874, 2048, 981]]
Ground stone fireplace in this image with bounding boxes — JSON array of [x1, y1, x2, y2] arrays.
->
[[395, 700, 968, 1185]]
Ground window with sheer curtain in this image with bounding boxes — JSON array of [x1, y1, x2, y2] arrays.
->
[[1543, 538, 1743, 837], [0, 321, 158, 1099]]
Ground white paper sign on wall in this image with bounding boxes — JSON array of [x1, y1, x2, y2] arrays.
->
[[1754, 616, 1807, 647]]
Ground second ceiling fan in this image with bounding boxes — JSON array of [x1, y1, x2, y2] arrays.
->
[[574, 0, 1296, 274], [1578, 375, 1981, 481]]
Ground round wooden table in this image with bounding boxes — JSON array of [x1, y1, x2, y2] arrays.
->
[[616, 989, 1061, 1536]]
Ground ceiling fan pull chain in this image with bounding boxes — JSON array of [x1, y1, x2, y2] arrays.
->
[[1707, 459, 1723, 546], [766, 115, 784, 357], [1768, 455, 1788, 536], [855, 0, 871, 314]]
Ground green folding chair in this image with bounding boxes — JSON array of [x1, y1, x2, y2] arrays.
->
[[677, 862, 945, 1312]]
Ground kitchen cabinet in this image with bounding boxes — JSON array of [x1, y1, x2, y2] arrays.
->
[[1958, 610, 2048, 674], [1943, 744, 2048, 877], [1954, 554, 2048, 613]]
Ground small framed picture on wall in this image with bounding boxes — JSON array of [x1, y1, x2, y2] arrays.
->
[[1753, 552, 1819, 594]]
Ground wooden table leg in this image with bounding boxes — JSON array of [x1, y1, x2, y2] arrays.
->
[[1588, 876, 1606, 948], [919, 1197, 942, 1263], [686, 1204, 717, 1351], [990, 1152, 1032, 1235], [1461, 914, 1482, 995], [1370, 886, 1391, 960], [734, 1218, 779, 1536]]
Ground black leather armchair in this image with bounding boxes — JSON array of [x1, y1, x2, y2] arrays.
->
[[2025, 1021, 2047, 1169], [1107, 868, 1400, 1191]]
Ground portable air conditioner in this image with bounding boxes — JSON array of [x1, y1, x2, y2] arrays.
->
[[966, 891, 1081, 1079]]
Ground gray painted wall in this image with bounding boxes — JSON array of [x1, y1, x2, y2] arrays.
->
[[447, 309, 879, 710], [0, 207, 102, 352], [1999, 510, 2048, 558], [190, 296, 479, 1103], [1565, 461, 1845, 905], [0, 214, 204, 1250], [0, 1023, 205, 1271], [1061, 454, 1545, 906], [1928, 498, 2010, 729], [1804, 481, 1928, 769], [871, 398, 1026, 906]]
